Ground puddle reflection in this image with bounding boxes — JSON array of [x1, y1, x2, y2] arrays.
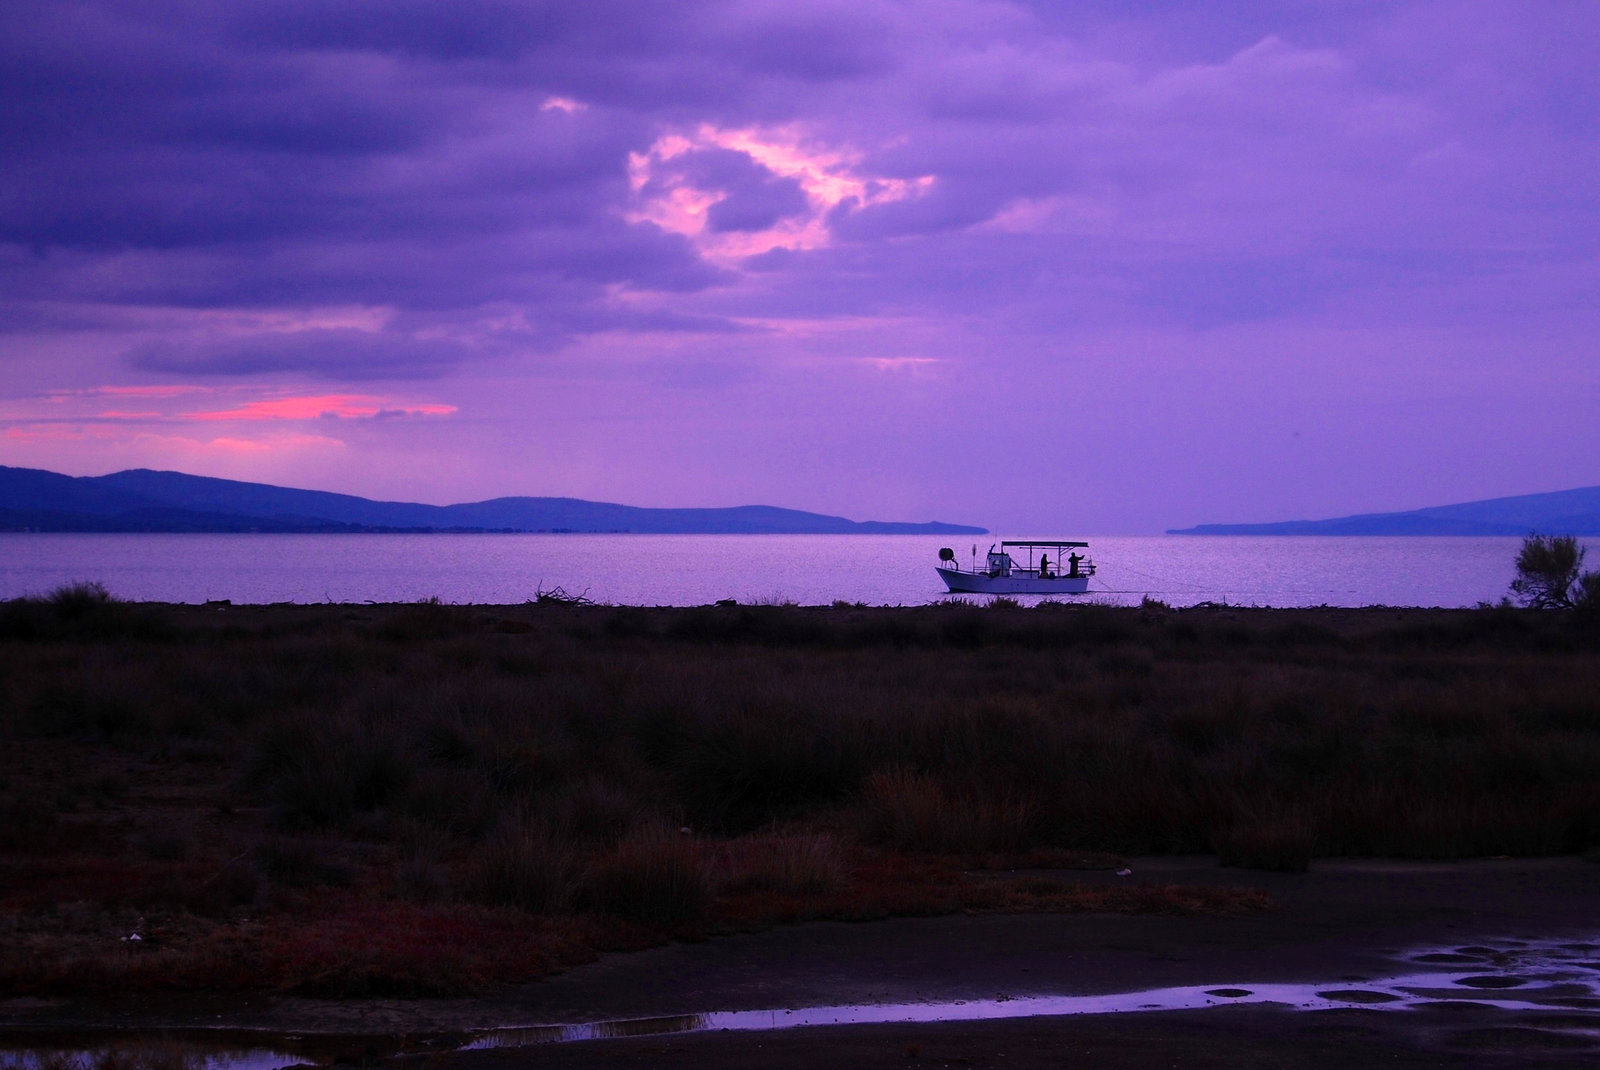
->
[[469, 936, 1600, 1051], [5, 936, 1599, 1067]]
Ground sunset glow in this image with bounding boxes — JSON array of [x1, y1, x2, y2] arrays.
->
[[183, 396, 458, 423], [627, 124, 935, 262]]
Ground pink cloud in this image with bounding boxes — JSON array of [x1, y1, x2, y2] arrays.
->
[[183, 394, 457, 421], [627, 124, 935, 262], [4, 427, 86, 442], [859, 357, 942, 372]]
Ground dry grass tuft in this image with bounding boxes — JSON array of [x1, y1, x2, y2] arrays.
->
[[587, 829, 712, 926], [718, 833, 848, 896], [468, 819, 580, 914]]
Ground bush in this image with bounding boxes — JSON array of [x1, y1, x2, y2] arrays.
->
[[720, 834, 847, 896], [469, 819, 579, 914], [244, 715, 412, 830], [1510, 534, 1588, 609], [1575, 571, 1600, 625], [857, 768, 1034, 854], [48, 581, 115, 617], [587, 829, 710, 925]]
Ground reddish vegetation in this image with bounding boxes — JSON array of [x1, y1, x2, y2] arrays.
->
[[0, 783, 1262, 997]]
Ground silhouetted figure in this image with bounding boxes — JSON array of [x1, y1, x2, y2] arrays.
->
[[1039, 554, 1051, 578], [1067, 551, 1083, 578]]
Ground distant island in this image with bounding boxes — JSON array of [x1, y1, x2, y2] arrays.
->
[[1169, 485, 1600, 536], [0, 466, 986, 536]]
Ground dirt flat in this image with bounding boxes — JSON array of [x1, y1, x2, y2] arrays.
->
[[4, 856, 1598, 1066]]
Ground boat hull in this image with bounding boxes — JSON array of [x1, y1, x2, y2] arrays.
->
[[936, 567, 1091, 595]]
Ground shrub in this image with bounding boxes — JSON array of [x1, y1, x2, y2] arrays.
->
[[245, 715, 412, 830], [394, 845, 453, 903], [1575, 571, 1600, 625], [48, 580, 115, 612], [398, 767, 499, 840], [0, 582, 174, 642], [550, 777, 648, 845], [720, 834, 847, 896], [677, 704, 866, 832], [1510, 534, 1586, 608], [468, 819, 579, 914], [587, 829, 710, 925], [857, 768, 1034, 854]]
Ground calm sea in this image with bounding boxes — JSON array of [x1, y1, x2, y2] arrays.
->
[[2, 533, 1592, 608]]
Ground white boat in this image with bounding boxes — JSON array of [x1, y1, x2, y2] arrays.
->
[[936, 541, 1096, 594]]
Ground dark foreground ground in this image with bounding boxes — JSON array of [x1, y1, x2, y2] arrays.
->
[[2, 597, 1598, 1065], [4, 856, 1598, 1067]]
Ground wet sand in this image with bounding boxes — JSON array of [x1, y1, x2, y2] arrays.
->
[[5, 856, 1599, 1066]]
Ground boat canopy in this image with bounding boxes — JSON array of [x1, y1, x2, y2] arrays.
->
[[999, 540, 1088, 549]]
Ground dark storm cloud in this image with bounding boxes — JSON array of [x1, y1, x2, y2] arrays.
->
[[3, 0, 904, 390], [220, 0, 700, 63], [3, 0, 1597, 390]]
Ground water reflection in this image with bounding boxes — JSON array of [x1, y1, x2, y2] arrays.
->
[[465, 937, 1600, 1050], [5, 936, 1598, 1067]]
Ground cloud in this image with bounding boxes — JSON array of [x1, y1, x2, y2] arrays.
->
[[627, 124, 934, 262], [182, 394, 456, 422], [858, 357, 941, 373], [128, 329, 478, 380], [3, 0, 1597, 530], [3, 0, 1520, 342]]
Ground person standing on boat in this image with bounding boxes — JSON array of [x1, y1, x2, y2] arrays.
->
[[1038, 554, 1051, 578], [1067, 551, 1083, 578]]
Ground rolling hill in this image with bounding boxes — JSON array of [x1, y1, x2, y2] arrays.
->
[[1169, 486, 1600, 536], [0, 466, 985, 536]]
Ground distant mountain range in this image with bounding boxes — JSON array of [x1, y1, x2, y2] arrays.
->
[[0, 466, 985, 536], [1170, 485, 1600, 536]]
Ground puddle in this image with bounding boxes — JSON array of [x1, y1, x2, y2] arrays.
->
[[1314, 990, 1403, 1003], [1457, 975, 1529, 989], [460, 936, 1600, 1051], [5, 936, 1599, 1066]]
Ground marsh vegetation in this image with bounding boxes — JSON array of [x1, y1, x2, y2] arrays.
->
[[2, 592, 1596, 995]]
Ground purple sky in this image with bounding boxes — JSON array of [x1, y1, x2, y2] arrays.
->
[[3, 1, 1596, 532]]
